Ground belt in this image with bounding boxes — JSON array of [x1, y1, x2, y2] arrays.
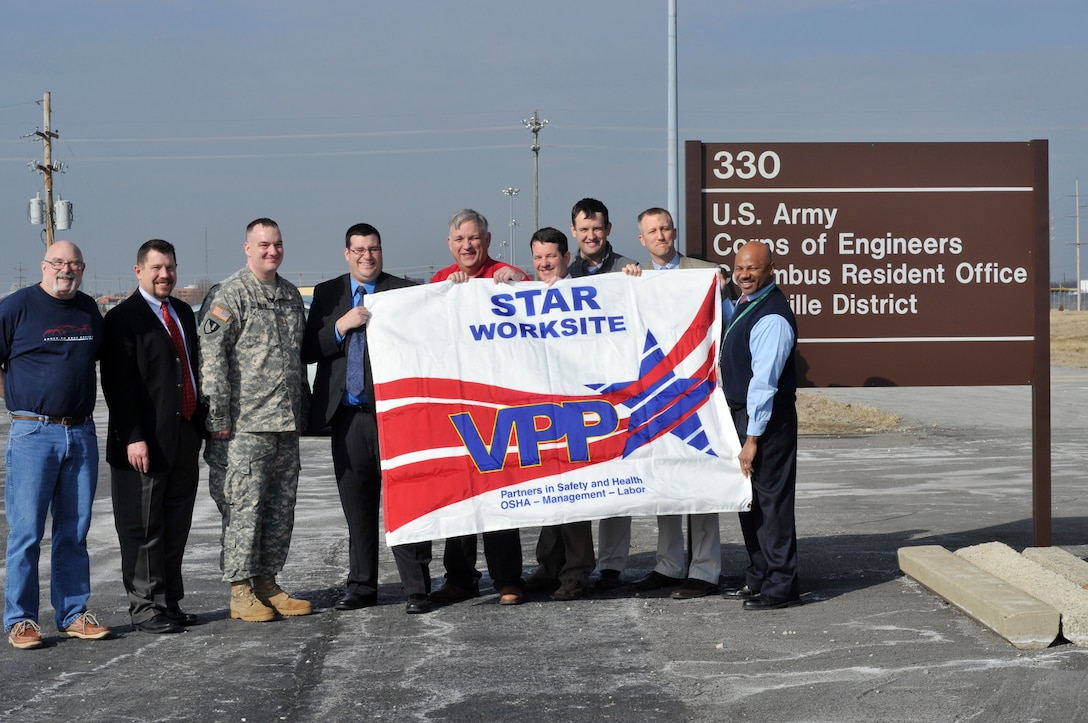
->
[[9, 413, 89, 426], [340, 401, 374, 413]]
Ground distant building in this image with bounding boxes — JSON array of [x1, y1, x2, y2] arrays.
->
[[96, 292, 127, 314], [174, 284, 208, 307]]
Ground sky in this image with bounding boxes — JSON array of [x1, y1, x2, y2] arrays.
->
[[1, 0, 1086, 295]]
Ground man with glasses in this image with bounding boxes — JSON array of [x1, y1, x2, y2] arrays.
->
[[0, 241, 111, 649], [303, 223, 433, 614]]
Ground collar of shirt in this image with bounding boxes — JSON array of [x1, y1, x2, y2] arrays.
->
[[747, 282, 776, 302], [138, 286, 173, 315], [653, 253, 681, 271], [350, 277, 377, 298]]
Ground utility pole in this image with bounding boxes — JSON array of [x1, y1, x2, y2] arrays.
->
[[501, 187, 520, 267], [35, 92, 58, 246], [522, 110, 547, 231], [28, 91, 70, 247]]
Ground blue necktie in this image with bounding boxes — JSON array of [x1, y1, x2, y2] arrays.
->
[[346, 286, 367, 398]]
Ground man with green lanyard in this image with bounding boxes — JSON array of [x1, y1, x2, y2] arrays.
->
[[720, 241, 801, 610]]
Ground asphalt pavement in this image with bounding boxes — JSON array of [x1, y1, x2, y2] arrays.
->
[[1, 369, 1087, 722]]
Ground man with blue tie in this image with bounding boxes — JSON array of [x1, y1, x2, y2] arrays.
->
[[303, 223, 433, 614]]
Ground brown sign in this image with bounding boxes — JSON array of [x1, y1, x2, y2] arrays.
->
[[685, 141, 1050, 387]]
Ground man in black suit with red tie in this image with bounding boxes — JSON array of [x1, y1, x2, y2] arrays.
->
[[102, 239, 207, 633], [302, 222, 433, 614]]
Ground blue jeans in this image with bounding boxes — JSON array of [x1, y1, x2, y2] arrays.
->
[[4, 414, 98, 631]]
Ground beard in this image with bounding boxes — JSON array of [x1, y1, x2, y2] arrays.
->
[[52, 273, 80, 296]]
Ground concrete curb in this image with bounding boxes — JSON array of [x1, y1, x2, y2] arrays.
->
[[1023, 546, 1088, 589], [957, 542, 1088, 647], [898, 544, 1060, 650]]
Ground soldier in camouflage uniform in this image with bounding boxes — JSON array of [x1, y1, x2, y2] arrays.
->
[[197, 218, 311, 621]]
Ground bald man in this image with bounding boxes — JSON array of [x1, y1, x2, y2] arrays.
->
[[720, 241, 801, 610], [1, 241, 111, 648]]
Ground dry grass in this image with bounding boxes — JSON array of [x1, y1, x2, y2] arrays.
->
[[797, 392, 901, 435], [1050, 309, 1088, 368]]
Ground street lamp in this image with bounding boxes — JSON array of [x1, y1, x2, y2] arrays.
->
[[522, 111, 547, 231], [501, 187, 520, 267]]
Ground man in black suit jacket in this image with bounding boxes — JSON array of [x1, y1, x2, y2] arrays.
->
[[302, 223, 433, 614], [101, 239, 207, 634]]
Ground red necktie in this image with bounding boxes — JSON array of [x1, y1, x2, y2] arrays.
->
[[162, 302, 197, 419]]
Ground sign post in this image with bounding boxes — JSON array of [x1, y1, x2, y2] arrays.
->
[[685, 141, 1052, 544]]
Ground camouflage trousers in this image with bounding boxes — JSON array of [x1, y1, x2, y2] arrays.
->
[[204, 431, 301, 583]]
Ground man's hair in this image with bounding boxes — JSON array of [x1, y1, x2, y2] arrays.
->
[[530, 227, 568, 254], [246, 217, 279, 233], [571, 198, 609, 227], [637, 207, 673, 226], [449, 209, 488, 234], [137, 239, 177, 265], [345, 222, 381, 248]]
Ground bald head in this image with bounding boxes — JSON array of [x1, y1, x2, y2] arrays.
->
[[733, 241, 775, 298], [41, 240, 86, 299]]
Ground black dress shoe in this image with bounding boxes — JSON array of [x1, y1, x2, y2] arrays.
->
[[165, 605, 199, 626], [743, 594, 802, 610], [134, 614, 183, 634], [721, 585, 758, 600], [429, 582, 480, 605], [630, 571, 684, 591], [335, 591, 378, 611], [594, 569, 623, 591], [405, 594, 432, 614], [670, 578, 720, 599]]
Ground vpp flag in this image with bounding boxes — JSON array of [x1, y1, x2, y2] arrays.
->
[[366, 269, 751, 546]]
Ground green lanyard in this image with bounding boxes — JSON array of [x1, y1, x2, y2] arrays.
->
[[725, 287, 771, 339]]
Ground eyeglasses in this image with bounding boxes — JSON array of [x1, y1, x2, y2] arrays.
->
[[348, 247, 382, 257], [45, 259, 86, 271]]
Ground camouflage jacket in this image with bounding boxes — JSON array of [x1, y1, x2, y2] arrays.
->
[[197, 268, 308, 433]]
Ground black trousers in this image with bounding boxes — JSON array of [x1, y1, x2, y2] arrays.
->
[[730, 404, 800, 601], [111, 418, 200, 624], [332, 405, 431, 598], [442, 528, 524, 591]]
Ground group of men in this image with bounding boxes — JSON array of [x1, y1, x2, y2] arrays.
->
[[1, 220, 313, 649], [0, 198, 800, 650], [415, 200, 800, 612]]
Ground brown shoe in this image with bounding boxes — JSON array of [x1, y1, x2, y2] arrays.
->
[[552, 579, 586, 601], [252, 574, 313, 616], [8, 620, 43, 649], [58, 612, 110, 640], [230, 580, 276, 622], [498, 585, 524, 606]]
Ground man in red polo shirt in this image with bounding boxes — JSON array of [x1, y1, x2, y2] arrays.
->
[[431, 208, 528, 283], [430, 209, 529, 606]]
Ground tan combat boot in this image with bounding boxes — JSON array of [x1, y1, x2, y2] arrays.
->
[[252, 574, 313, 616], [230, 579, 276, 622]]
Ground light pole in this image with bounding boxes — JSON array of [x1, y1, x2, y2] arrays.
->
[[501, 187, 520, 267], [522, 110, 547, 231], [1076, 179, 1083, 311]]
